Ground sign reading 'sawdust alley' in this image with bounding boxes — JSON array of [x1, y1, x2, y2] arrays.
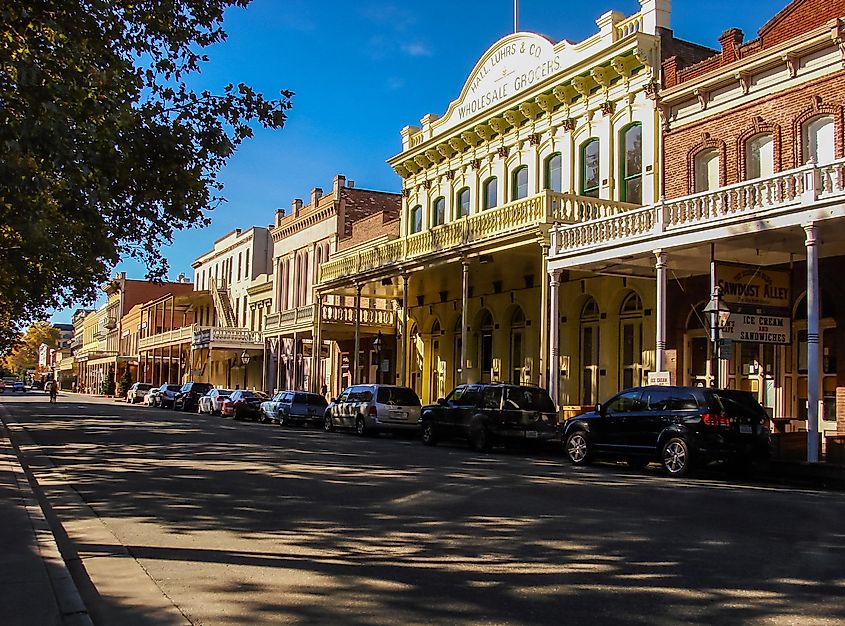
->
[[716, 263, 791, 309]]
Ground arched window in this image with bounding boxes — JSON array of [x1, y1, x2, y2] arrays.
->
[[511, 165, 529, 201], [409, 205, 422, 234], [483, 177, 498, 210], [745, 133, 774, 180], [619, 292, 644, 390], [580, 139, 600, 197], [544, 152, 562, 192], [620, 124, 642, 204], [456, 187, 470, 218], [510, 307, 525, 384], [803, 116, 835, 164], [431, 196, 446, 227], [694, 149, 720, 192], [580, 297, 601, 404]]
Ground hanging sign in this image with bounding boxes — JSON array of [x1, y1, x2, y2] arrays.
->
[[716, 263, 791, 309], [720, 314, 791, 344]]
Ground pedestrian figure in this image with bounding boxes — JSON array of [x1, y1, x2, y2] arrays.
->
[[48, 380, 58, 403]]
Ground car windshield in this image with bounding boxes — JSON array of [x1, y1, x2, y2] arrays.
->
[[376, 386, 421, 406], [217, 390, 233, 396], [503, 387, 556, 412]]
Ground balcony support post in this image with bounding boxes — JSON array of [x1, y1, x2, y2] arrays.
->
[[292, 331, 299, 390], [548, 269, 561, 410], [401, 275, 410, 386], [804, 222, 820, 463], [353, 284, 362, 385], [539, 242, 550, 388], [314, 294, 324, 394], [460, 260, 469, 384], [655, 250, 667, 372]]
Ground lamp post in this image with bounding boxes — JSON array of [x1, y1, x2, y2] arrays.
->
[[372, 331, 383, 384], [240, 350, 251, 390], [703, 286, 731, 389]]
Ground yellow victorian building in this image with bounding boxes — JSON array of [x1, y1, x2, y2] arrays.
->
[[317, 3, 668, 406]]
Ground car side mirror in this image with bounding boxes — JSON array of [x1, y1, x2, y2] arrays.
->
[[595, 403, 602, 414], [437, 398, 447, 406]]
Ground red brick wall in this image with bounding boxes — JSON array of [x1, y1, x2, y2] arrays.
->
[[336, 212, 400, 252], [663, 72, 845, 199], [337, 188, 401, 240], [758, 0, 844, 49], [122, 281, 194, 315]]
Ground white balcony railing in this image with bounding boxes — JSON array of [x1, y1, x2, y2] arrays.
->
[[319, 190, 638, 284], [550, 158, 845, 261], [138, 324, 261, 351], [264, 303, 395, 334]]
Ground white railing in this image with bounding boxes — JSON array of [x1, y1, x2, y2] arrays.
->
[[322, 304, 395, 326], [138, 326, 194, 350], [139, 324, 261, 351], [551, 158, 845, 259], [319, 189, 637, 284]]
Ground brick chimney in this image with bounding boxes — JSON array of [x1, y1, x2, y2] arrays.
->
[[718, 28, 743, 64], [291, 199, 303, 217], [275, 208, 286, 226], [332, 174, 346, 195]]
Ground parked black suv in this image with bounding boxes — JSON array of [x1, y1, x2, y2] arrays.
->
[[562, 386, 771, 476], [174, 382, 214, 411], [420, 384, 558, 451]]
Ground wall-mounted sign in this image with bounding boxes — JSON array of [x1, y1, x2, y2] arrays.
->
[[716, 263, 791, 309], [721, 314, 791, 344], [192, 328, 211, 347], [647, 371, 671, 386]]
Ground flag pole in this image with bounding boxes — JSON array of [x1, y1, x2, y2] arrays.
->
[[514, 0, 519, 32]]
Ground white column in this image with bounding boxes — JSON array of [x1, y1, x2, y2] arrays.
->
[[460, 260, 469, 384], [655, 250, 667, 372], [353, 284, 362, 385], [400, 275, 410, 386], [548, 269, 561, 409], [539, 243, 550, 388], [804, 223, 820, 463]]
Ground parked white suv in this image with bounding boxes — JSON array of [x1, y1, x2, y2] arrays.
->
[[324, 384, 421, 435]]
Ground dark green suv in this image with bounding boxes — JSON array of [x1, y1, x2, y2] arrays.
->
[[420, 384, 558, 451]]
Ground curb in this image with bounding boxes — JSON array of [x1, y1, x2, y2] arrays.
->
[[0, 408, 93, 626]]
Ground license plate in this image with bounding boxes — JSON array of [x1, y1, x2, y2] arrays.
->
[[526, 431, 539, 439], [739, 424, 752, 434], [391, 411, 407, 420]]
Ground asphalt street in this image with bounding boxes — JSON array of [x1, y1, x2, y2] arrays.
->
[[2, 392, 844, 625]]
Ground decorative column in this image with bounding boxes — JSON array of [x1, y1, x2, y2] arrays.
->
[[400, 275, 410, 386], [548, 269, 561, 409], [804, 223, 820, 463], [460, 260, 469, 384], [353, 284, 362, 385], [539, 242, 550, 388], [313, 293, 324, 394], [655, 250, 667, 372]]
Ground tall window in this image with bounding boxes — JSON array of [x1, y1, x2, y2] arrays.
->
[[511, 165, 528, 201], [431, 196, 446, 227], [580, 297, 601, 404], [745, 133, 774, 180], [456, 187, 470, 218], [510, 307, 525, 384], [803, 116, 835, 164], [483, 177, 498, 210], [581, 139, 600, 197], [479, 310, 494, 383], [237, 252, 242, 281], [694, 149, 720, 192], [544, 153, 562, 192], [410, 205, 422, 234], [620, 124, 642, 204], [619, 292, 644, 390]]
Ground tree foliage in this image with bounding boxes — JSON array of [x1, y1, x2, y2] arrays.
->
[[118, 367, 132, 398], [0, 321, 59, 375], [0, 1, 293, 351]]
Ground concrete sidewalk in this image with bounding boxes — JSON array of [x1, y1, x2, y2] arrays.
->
[[0, 418, 93, 626]]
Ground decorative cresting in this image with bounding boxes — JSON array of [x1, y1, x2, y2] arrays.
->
[[550, 158, 845, 257], [390, 27, 654, 180], [319, 190, 638, 284]]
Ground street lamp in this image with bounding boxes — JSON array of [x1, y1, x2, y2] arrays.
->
[[703, 286, 731, 389], [372, 331, 383, 384], [240, 350, 251, 390]]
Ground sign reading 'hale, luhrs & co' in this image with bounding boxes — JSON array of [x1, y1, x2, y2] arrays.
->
[[716, 263, 791, 309]]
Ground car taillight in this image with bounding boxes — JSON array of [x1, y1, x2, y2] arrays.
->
[[368, 406, 377, 417], [702, 413, 731, 429]]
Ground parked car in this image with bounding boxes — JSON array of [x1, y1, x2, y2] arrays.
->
[[419, 384, 558, 451], [174, 382, 214, 412], [153, 384, 182, 409], [145, 387, 161, 406], [226, 390, 269, 421], [198, 388, 234, 415], [126, 383, 154, 404], [261, 391, 328, 425], [324, 384, 421, 435], [562, 386, 772, 477], [11, 380, 26, 393]]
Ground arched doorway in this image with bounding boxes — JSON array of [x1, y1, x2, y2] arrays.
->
[[580, 297, 600, 404], [478, 309, 494, 383], [684, 303, 711, 388], [409, 322, 423, 397], [790, 291, 837, 426], [430, 318, 445, 401], [619, 292, 644, 390]]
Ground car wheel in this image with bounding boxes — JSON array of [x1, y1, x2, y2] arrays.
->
[[421, 420, 437, 446], [662, 437, 692, 477], [565, 430, 593, 466], [355, 416, 367, 437], [469, 422, 491, 452], [277, 412, 286, 427], [324, 413, 334, 432]]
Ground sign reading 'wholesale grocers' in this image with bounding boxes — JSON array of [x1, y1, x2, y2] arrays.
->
[[716, 263, 791, 309]]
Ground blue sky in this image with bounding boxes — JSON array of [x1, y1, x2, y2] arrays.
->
[[51, 0, 781, 322]]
